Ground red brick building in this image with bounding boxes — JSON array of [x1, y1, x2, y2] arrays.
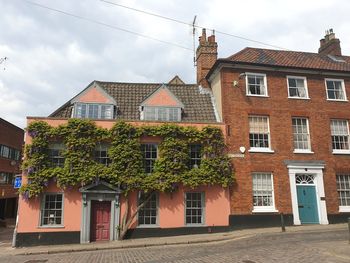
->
[[198, 29, 350, 227], [0, 118, 23, 223]]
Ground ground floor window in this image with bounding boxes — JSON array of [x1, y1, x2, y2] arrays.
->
[[40, 193, 63, 226], [138, 192, 158, 226], [336, 174, 350, 210], [252, 172, 276, 212], [185, 192, 204, 225]]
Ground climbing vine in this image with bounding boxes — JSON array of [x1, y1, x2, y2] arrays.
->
[[19, 119, 234, 198]]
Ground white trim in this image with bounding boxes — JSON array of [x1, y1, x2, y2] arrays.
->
[[245, 72, 268, 97], [287, 164, 328, 225], [39, 192, 64, 227], [252, 208, 279, 213], [293, 150, 314, 154], [332, 150, 350, 155], [339, 206, 350, 212], [248, 115, 273, 152], [325, 78, 348, 101], [286, 76, 309, 99]]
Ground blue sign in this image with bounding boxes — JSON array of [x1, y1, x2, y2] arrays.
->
[[14, 176, 22, 189]]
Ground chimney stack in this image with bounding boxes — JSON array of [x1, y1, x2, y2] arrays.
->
[[318, 29, 342, 56], [196, 29, 218, 88]]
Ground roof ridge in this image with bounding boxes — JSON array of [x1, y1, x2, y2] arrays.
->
[[95, 80, 198, 86]]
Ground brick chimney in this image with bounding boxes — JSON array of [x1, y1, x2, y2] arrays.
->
[[196, 29, 218, 88], [318, 29, 342, 56]]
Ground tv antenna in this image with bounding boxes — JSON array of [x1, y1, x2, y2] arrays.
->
[[191, 15, 197, 67], [0, 57, 8, 70]]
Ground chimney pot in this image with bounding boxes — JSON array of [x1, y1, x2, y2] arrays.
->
[[318, 29, 342, 56]]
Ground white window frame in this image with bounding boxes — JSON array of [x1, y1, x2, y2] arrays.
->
[[141, 143, 158, 174], [142, 106, 181, 122], [185, 192, 205, 226], [287, 76, 309, 99], [252, 172, 278, 213], [325, 78, 348, 102], [245, 73, 268, 97], [292, 117, 313, 153], [137, 192, 159, 227], [248, 115, 274, 153], [336, 174, 350, 212], [330, 119, 350, 154], [39, 193, 64, 227], [73, 103, 114, 119], [94, 143, 110, 166]]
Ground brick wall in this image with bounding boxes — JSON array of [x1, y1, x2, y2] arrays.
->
[[219, 68, 350, 215]]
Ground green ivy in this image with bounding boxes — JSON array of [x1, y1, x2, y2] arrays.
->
[[19, 119, 234, 198]]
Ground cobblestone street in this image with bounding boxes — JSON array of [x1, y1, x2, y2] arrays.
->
[[2, 228, 349, 263]]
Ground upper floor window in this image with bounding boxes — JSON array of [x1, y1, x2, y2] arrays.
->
[[325, 79, 347, 101], [330, 119, 350, 153], [74, 103, 114, 119], [94, 144, 110, 166], [252, 172, 276, 212], [246, 73, 268, 97], [292, 117, 312, 153], [141, 144, 157, 173], [189, 144, 201, 169], [48, 143, 65, 167], [287, 76, 309, 99], [143, 106, 181, 122], [0, 144, 20, 161], [249, 116, 273, 152], [40, 193, 63, 226]]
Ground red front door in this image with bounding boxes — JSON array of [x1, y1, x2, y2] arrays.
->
[[91, 201, 111, 242]]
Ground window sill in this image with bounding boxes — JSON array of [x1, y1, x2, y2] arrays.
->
[[339, 207, 350, 213], [185, 224, 206, 227], [332, 150, 350, 155], [249, 148, 275, 153], [326, 99, 348, 102], [246, 94, 269, 98], [293, 150, 314, 154], [288, 97, 310, 100], [137, 225, 160, 228], [38, 225, 65, 229], [252, 208, 279, 213]]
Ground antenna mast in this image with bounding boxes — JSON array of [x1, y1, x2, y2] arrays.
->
[[0, 57, 8, 70], [192, 15, 197, 67]]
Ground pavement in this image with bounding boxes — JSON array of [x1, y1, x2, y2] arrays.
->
[[0, 223, 348, 257]]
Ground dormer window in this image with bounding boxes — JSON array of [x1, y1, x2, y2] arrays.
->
[[143, 106, 181, 122], [74, 103, 114, 119]]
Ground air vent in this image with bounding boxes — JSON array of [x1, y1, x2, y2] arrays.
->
[[327, 54, 346, 62]]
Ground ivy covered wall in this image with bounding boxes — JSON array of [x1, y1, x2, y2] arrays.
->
[[20, 119, 234, 198]]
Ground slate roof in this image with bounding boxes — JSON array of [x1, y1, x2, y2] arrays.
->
[[50, 81, 218, 123], [223, 47, 350, 72]]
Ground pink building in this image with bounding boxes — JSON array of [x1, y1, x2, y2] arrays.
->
[[15, 77, 231, 246]]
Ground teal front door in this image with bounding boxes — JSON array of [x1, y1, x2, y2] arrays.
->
[[297, 185, 319, 224]]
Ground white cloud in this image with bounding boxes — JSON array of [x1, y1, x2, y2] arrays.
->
[[0, 0, 349, 128]]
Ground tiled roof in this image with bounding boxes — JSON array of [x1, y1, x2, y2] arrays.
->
[[50, 81, 218, 123], [225, 47, 350, 72]]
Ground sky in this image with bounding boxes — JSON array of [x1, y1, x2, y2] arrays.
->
[[1, 0, 350, 128]]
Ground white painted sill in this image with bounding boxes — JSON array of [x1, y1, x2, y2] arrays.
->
[[288, 97, 310, 100], [293, 150, 314, 154], [339, 206, 350, 213], [38, 225, 65, 229], [252, 208, 279, 213], [326, 99, 349, 102], [185, 224, 206, 227], [332, 150, 350, 155], [137, 225, 160, 228], [249, 148, 275, 153]]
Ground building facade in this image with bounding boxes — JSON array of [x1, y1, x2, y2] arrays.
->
[[199, 29, 350, 228], [0, 118, 23, 224], [15, 78, 231, 246]]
